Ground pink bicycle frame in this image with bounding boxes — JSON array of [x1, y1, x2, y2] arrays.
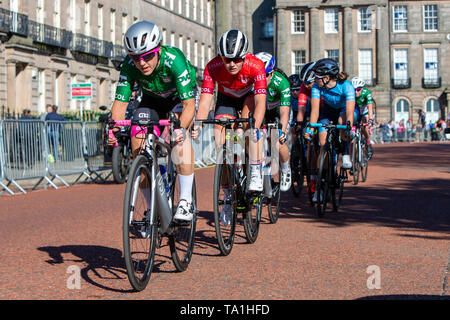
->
[[108, 119, 171, 147]]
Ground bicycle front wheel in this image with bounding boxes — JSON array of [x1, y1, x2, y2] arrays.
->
[[169, 174, 197, 272], [112, 144, 127, 184], [243, 192, 263, 243], [123, 155, 158, 291], [290, 139, 305, 197], [316, 145, 332, 218], [361, 144, 369, 182], [213, 163, 237, 256]]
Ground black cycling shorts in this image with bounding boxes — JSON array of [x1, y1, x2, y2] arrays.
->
[[214, 91, 254, 119]]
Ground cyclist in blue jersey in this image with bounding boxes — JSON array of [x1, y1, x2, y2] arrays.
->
[[304, 58, 358, 179]]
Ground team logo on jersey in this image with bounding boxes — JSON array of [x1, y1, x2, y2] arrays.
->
[[269, 88, 276, 97], [164, 52, 177, 68], [239, 75, 249, 84], [178, 70, 191, 87]]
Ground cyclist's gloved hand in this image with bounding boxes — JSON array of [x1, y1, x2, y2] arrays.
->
[[304, 127, 314, 141], [191, 124, 201, 139]]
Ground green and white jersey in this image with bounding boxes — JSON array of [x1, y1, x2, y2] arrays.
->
[[355, 87, 373, 115], [266, 71, 291, 110], [115, 45, 197, 103]]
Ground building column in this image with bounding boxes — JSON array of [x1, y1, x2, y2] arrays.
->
[[309, 7, 320, 62], [343, 6, 354, 76], [276, 8, 290, 73], [6, 61, 17, 115]]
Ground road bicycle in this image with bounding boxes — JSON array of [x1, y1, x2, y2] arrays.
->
[[290, 121, 318, 206], [350, 122, 370, 184], [309, 122, 351, 218], [261, 118, 282, 224], [112, 113, 197, 291], [195, 113, 263, 255]]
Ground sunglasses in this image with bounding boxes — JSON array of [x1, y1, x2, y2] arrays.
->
[[129, 47, 160, 63], [355, 87, 363, 92], [291, 88, 300, 92], [221, 56, 244, 64]]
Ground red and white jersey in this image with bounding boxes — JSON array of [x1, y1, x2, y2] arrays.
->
[[201, 53, 267, 98]]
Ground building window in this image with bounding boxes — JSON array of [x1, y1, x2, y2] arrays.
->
[[178, 35, 183, 51], [393, 6, 408, 32], [326, 50, 339, 63], [423, 48, 439, 82], [261, 17, 274, 39], [425, 98, 440, 123], [121, 13, 128, 39], [206, 0, 211, 26], [393, 49, 408, 83], [201, 43, 205, 69], [178, 0, 182, 14], [395, 99, 410, 123], [358, 49, 373, 84], [324, 9, 338, 33], [70, 0, 76, 32], [292, 50, 306, 74], [110, 9, 116, 43], [84, 0, 91, 36], [291, 10, 305, 34], [423, 5, 438, 32], [37, 0, 45, 24], [170, 0, 174, 10], [54, 0, 61, 28], [98, 4, 103, 40], [358, 7, 372, 32], [186, 38, 191, 61]]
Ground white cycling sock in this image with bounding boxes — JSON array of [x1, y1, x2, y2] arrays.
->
[[178, 173, 194, 203]]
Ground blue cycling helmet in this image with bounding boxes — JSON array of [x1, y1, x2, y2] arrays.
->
[[313, 58, 339, 77], [255, 52, 276, 74]]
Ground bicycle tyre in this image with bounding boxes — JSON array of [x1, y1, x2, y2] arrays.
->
[[361, 144, 369, 182], [290, 138, 305, 197], [169, 175, 197, 272], [352, 140, 360, 185], [243, 192, 263, 243], [213, 163, 237, 256], [112, 144, 127, 184], [316, 144, 331, 218], [267, 174, 281, 224], [123, 155, 158, 291]]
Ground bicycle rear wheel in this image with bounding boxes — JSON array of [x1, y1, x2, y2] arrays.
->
[[213, 163, 237, 256], [290, 138, 305, 197], [361, 143, 369, 182], [352, 140, 360, 185], [112, 144, 128, 184], [169, 172, 197, 272], [123, 155, 158, 291]]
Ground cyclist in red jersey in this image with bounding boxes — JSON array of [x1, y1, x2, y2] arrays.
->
[[192, 30, 266, 224]]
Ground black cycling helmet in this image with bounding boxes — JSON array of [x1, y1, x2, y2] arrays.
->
[[288, 74, 302, 89], [313, 58, 339, 77], [217, 29, 249, 58], [300, 61, 316, 83]]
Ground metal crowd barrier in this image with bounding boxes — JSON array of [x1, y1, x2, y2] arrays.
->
[[83, 121, 112, 182], [193, 124, 216, 168]]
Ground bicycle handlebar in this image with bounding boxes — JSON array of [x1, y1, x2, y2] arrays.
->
[[309, 122, 350, 131], [195, 112, 255, 129]]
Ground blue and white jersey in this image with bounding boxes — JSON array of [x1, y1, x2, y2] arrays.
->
[[311, 80, 355, 111]]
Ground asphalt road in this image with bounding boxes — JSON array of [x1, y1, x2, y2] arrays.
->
[[0, 142, 449, 300]]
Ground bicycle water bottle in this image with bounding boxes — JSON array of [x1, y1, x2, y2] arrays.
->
[[159, 165, 170, 196]]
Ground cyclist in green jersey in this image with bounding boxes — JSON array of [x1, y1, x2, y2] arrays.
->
[[108, 21, 197, 221], [255, 52, 292, 192], [351, 77, 374, 159]]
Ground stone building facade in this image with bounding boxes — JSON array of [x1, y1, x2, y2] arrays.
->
[[274, 0, 450, 124], [0, 0, 214, 117]]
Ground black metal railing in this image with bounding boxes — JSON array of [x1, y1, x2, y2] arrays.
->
[[0, 8, 28, 36], [391, 78, 411, 89], [0, 8, 124, 60], [422, 77, 441, 89]]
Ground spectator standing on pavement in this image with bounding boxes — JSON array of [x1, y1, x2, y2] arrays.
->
[[45, 105, 66, 161]]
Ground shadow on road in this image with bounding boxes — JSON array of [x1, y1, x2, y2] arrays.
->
[[37, 244, 177, 293], [279, 177, 450, 237]]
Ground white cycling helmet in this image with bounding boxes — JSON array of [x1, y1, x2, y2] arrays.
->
[[255, 52, 276, 73], [351, 77, 366, 89], [217, 29, 249, 58], [123, 21, 162, 55]]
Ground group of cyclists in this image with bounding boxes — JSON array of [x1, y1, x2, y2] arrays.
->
[[108, 21, 376, 225]]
